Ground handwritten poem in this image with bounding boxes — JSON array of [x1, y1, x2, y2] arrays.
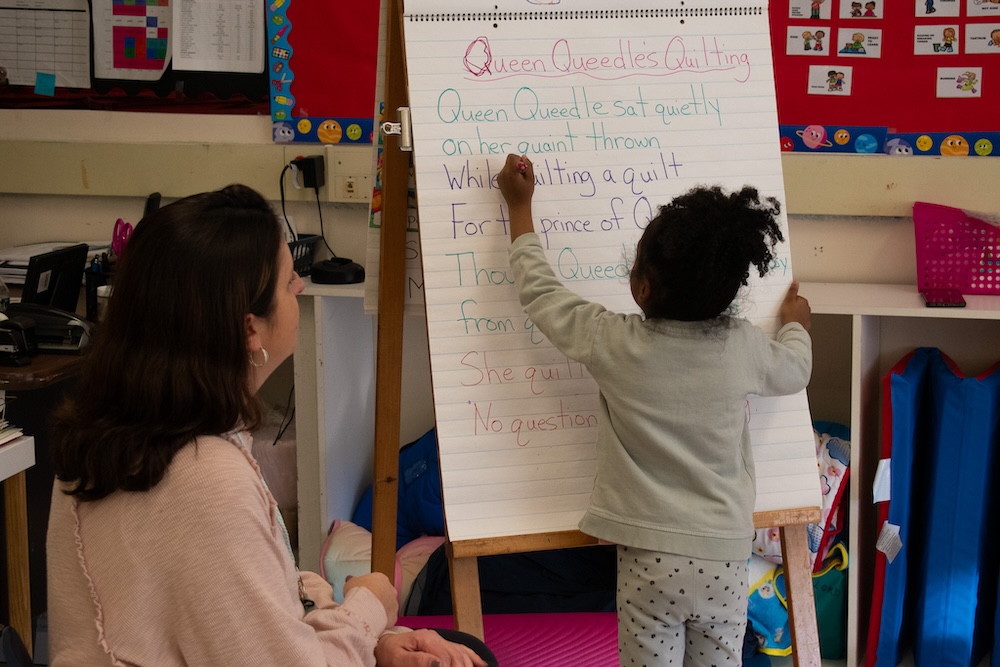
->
[[402, 4, 820, 541]]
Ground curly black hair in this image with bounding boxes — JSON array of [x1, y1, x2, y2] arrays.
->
[[633, 185, 783, 321]]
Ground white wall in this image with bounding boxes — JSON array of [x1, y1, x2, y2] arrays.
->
[[2, 108, 998, 437]]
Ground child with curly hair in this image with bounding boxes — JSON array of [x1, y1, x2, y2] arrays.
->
[[498, 154, 812, 666]]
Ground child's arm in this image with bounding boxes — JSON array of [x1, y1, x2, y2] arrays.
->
[[498, 153, 535, 241], [779, 281, 811, 331]]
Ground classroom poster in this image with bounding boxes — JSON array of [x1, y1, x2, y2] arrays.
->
[[172, 0, 264, 73], [267, 0, 380, 144], [92, 0, 171, 81], [0, 0, 91, 89], [770, 0, 1000, 155]]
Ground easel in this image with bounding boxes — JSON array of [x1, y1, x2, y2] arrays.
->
[[444, 512, 822, 667], [370, 0, 409, 579], [371, 3, 822, 665]]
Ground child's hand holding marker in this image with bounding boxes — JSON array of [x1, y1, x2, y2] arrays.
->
[[498, 153, 535, 241]]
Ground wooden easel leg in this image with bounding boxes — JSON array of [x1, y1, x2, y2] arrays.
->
[[780, 523, 821, 667], [447, 544, 485, 641]]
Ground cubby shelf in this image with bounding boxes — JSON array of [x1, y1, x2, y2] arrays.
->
[[802, 282, 1000, 666]]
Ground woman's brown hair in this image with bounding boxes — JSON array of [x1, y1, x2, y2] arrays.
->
[[51, 184, 283, 501]]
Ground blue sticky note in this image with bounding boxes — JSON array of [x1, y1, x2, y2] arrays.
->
[[35, 72, 56, 96]]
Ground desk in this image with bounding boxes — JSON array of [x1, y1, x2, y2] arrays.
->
[[1, 436, 35, 656], [0, 352, 84, 654], [0, 353, 85, 392]]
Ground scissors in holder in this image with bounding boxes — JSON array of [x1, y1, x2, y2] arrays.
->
[[113, 218, 134, 256]]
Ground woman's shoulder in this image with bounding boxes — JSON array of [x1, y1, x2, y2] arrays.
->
[[175, 432, 248, 462], [167, 433, 264, 496]]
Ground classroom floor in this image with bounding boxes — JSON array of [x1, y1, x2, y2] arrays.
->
[[5, 628, 992, 666]]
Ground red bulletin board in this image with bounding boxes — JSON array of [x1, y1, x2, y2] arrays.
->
[[268, 0, 381, 144], [769, 0, 1000, 154]]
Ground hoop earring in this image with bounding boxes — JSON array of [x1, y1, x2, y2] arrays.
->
[[249, 347, 269, 368]]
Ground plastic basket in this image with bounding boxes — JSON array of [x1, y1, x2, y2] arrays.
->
[[289, 234, 321, 277], [913, 202, 1000, 295]]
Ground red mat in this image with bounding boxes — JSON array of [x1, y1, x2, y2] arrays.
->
[[397, 613, 617, 667]]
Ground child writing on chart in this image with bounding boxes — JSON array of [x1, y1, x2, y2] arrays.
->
[[498, 153, 812, 666]]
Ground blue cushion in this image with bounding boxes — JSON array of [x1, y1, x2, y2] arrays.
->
[[352, 428, 445, 549], [912, 354, 1000, 666]]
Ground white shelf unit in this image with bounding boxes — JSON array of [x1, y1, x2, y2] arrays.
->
[[292, 280, 1000, 666], [802, 282, 1000, 667], [293, 282, 375, 572], [0, 435, 35, 483]]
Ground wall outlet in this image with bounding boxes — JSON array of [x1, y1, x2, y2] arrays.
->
[[333, 174, 371, 201], [291, 154, 325, 190]]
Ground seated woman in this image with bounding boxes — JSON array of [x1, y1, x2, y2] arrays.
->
[[47, 184, 493, 667]]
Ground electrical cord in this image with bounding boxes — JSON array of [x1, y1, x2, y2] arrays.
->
[[313, 186, 337, 258], [271, 381, 296, 446], [278, 163, 298, 242], [279, 160, 338, 259]]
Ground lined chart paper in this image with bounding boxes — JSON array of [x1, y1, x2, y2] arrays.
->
[[401, 1, 821, 542]]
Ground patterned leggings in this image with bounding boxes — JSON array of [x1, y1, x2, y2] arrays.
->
[[617, 546, 748, 666]]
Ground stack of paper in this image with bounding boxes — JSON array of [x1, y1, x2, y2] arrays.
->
[[0, 421, 23, 447], [0, 389, 22, 448], [0, 242, 110, 285]]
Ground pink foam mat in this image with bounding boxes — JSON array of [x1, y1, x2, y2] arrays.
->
[[397, 612, 617, 667]]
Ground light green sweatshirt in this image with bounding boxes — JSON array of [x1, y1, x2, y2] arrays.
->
[[509, 233, 812, 561]]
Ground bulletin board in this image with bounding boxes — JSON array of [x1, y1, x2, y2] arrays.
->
[[266, 0, 381, 144], [771, 0, 1000, 156], [0, 0, 267, 113]]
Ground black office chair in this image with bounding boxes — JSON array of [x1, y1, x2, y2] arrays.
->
[[1, 625, 33, 667]]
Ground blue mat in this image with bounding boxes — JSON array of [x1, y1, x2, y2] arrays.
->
[[867, 347, 934, 667], [912, 353, 1000, 667]]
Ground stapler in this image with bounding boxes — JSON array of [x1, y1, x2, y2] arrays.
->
[[0, 314, 38, 366], [6, 303, 92, 354]]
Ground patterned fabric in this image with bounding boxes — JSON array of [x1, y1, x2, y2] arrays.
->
[[752, 427, 850, 571], [616, 546, 748, 666]]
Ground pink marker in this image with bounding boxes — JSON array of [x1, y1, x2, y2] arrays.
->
[[517, 158, 527, 173]]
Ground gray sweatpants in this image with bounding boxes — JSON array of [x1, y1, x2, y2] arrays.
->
[[617, 545, 749, 666]]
